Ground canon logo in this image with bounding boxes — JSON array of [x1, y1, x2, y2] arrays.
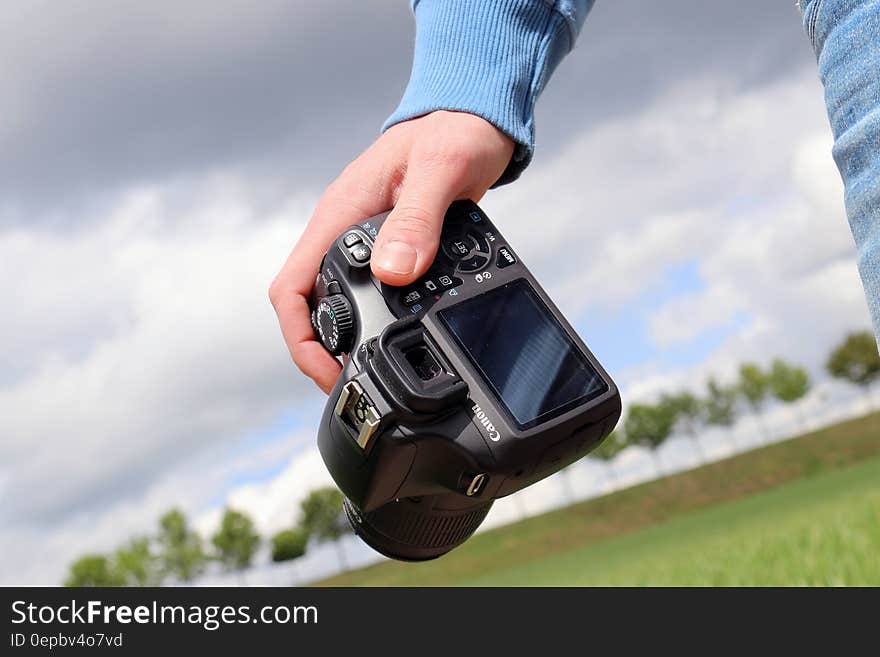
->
[[471, 402, 501, 442]]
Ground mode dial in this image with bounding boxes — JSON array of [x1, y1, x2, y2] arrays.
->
[[314, 294, 355, 355]]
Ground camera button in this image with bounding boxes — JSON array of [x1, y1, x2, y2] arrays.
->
[[327, 280, 342, 295], [468, 229, 491, 254], [350, 243, 371, 263], [444, 237, 473, 259], [403, 289, 423, 306], [343, 231, 363, 247], [437, 274, 455, 289], [458, 254, 488, 272], [495, 246, 516, 268]]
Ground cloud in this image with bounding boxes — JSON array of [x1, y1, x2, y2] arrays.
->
[[2, 1, 869, 585], [0, 412, 317, 585], [0, 0, 813, 223], [0, 0, 415, 218], [483, 70, 834, 308], [218, 446, 335, 538], [644, 130, 858, 352], [648, 282, 745, 347], [0, 180, 320, 530], [479, 67, 867, 404]]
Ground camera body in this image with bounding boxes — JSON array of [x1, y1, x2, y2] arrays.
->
[[310, 200, 620, 561]]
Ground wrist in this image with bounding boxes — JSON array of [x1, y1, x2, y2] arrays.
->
[[384, 0, 574, 186]]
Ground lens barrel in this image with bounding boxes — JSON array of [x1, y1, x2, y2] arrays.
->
[[343, 495, 493, 561]]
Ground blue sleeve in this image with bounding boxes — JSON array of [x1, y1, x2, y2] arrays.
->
[[801, 0, 880, 338], [383, 0, 595, 185]]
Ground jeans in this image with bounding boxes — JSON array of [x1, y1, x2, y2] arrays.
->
[[800, 0, 880, 337]]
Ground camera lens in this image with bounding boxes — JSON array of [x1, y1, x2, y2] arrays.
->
[[343, 495, 493, 561]]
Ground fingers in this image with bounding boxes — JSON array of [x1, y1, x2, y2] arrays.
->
[[271, 112, 514, 391], [269, 268, 342, 394], [291, 155, 399, 282], [270, 155, 397, 392], [270, 287, 341, 393], [371, 153, 468, 285]]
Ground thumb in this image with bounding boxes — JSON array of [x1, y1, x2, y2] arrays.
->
[[371, 164, 462, 286]]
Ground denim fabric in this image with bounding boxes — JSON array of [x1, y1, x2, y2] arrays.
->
[[800, 0, 880, 338], [384, 1, 595, 185]]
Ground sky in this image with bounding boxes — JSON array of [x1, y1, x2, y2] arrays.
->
[[1, 0, 872, 584]]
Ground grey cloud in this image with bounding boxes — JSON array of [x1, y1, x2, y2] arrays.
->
[[1, 1, 816, 223], [0, 0, 843, 584], [532, 1, 816, 154], [1, 0, 413, 219], [0, 195, 320, 528]]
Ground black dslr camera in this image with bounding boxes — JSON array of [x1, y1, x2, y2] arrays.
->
[[309, 201, 620, 561]]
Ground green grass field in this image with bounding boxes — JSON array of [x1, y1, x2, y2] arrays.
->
[[316, 412, 880, 586]]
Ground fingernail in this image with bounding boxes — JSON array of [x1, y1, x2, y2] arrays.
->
[[376, 240, 418, 275]]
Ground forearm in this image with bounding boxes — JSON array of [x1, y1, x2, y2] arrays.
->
[[801, 0, 880, 335], [385, 0, 594, 185]]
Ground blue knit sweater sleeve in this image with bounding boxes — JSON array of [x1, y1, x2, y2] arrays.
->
[[383, 0, 594, 185]]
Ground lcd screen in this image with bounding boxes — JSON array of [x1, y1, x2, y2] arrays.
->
[[438, 279, 607, 428]]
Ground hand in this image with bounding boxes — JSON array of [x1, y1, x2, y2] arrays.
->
[[269, 110, 515, 393]]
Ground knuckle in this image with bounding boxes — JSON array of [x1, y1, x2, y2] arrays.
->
[[290, 342, 313, 374], [322, 162, 392, 210], [417, 144, 473, 173], [320, 178, 349, 205], [387, 206, 437, 238], [323, 164, 366, 202], [268, 278, 283, 307], [290, 346, 306, 370]]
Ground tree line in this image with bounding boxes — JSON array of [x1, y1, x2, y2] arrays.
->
[[64, 487, 349, 586], [591, 330, 880, 475], [65, 330, 879, 585]]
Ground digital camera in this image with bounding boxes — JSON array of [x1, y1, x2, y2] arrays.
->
[[309, 200, 620, 561]]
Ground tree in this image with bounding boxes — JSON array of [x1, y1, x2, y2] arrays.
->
[[659, 391, 706, 463], [300, 487, 350, 571], [271, 528, 309, 563], [64, 554, 125, 587], [768, 359, 811, 432], [211, 508, 260, 583], [114, 537, 158, 587], [703, 378, 738, 428], [623, 403, 676, 475], [827, 331, 880, 411], [702, 377, 739, 450], [157, 508, 207, 583], [738, 363, 771, 443]]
